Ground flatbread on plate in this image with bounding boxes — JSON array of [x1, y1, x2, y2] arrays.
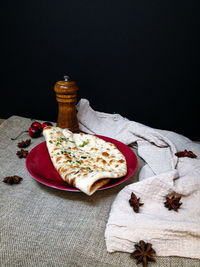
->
[[43, 126, 127, 195]]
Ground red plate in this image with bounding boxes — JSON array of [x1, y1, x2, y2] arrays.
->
[[26, 135, 137, 192]]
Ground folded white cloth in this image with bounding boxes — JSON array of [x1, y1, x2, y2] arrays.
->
[[77, 99, 200, 259]]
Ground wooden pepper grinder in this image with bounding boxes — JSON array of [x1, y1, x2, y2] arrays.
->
[[54, 75, 79, 132]]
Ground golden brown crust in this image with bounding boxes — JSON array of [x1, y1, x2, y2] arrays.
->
[[89, 178, 110, 193], [56, 156, 62, 162], [43, 126, 53, 131], [102, 152, 109, 157]]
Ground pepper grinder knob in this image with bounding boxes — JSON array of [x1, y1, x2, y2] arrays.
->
[[54, 75, 79, 132], [64, 75, 70, 81]]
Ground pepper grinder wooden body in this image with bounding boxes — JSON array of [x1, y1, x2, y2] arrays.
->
[[54, 76, 79, 132]]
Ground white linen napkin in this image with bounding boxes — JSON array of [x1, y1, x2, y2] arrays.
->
[[76, 99, 200, 259]]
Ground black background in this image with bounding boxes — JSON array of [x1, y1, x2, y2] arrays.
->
[[1, 1, 200, 140]]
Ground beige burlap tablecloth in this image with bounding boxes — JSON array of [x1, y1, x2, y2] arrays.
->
[[0, 116, 200, 267]]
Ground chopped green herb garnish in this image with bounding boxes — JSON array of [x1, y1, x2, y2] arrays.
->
[[87, 167, 93, 172], [49, 140, 53, 144], [76, 160, 81, 165], [61, 137, 69, 141], [67, 160, 72, 162], [69, 140, 75, 144], [81, 156, 87, 159], [79, 139, 89, 147], [74, 171, 79, 175], [56, 142, 61, 146], [57, 152, 60, 155]]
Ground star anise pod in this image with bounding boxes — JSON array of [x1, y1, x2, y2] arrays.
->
[[16, 149, 29, 158], [175, 149, 197, 158], [17, 139, 31, 148], [129, 192, 144, 213], [130, 240, 156, 267], [3, 175, 23, 185], [164, 193, 182, 212]]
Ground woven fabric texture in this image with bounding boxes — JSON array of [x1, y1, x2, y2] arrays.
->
[[0, 116, 200, 267], [76, 99, 200, 258]]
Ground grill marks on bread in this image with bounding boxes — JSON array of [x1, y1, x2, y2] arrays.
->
[[56, 156, 62, 162], [102, 152, 109, 157]]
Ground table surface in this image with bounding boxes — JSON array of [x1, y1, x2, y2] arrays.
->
[[0, 116, 199, 267]]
